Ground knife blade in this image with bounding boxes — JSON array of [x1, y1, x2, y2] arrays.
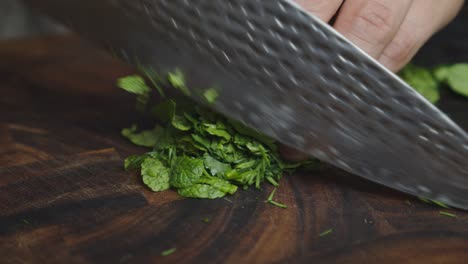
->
[[25, 0, 468, 209]]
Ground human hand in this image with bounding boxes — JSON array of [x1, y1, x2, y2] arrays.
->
[[282, 0, 465, 161], [296, 0, 464, 72]]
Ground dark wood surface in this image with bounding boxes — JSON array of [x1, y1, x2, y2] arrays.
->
[[1, 17, 468, 263]]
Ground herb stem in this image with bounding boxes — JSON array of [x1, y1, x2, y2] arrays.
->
[[319, 228, 334, 237], [439, 211, 457, 218], [161, 248, 177, 256]]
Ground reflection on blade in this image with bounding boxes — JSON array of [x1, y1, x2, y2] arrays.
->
[[25, 0, 468, 209]]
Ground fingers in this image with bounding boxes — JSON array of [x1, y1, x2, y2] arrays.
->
[[295, 0, 344, 22], [333, 0, 413, 59], [378, 0, 465, 72]]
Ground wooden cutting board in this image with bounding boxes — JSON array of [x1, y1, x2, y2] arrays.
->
[[0, 32, 468, 263]]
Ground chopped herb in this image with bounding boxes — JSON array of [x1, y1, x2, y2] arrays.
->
[[168, 69, 190, 96], [418, 197, 432, 204], [432, 200, 450, 209], [139, 66, 165, 96], [202, 217, 210, 223], [266, 176, 279, 187], [161, 248, 177, 256], [118, 71, 317, 200], [266, 188, 287, 208], [121, 125, 171, 148], [433, 63, 468, 97], [269, 200, 288, 209], [267, 188, 277, 202], [417, 197, 451, 208], [439, 211, 457, 218], [21, 219, 30, 225], [319, 228, 334, 237], [399, 64, 440, 103], [117, 75, 151, 95], [203, 88, 219, 104], [399, 62, 468, 103]]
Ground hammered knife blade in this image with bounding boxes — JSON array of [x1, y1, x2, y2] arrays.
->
[[24, 0, 468, 209]]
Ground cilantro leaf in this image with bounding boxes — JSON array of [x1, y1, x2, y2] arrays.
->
[[399, 64, 440, 103], [141, 157, 170, 192], [178, 184, 226, 199], [170, 156, 204, 188]]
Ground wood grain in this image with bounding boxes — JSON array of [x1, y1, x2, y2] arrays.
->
[[1, 13, 468, 263]]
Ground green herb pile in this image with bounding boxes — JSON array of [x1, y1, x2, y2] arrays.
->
[[118, 61, 468, 201], [399, 63, 468, 103], [119, 71, 314, 199]]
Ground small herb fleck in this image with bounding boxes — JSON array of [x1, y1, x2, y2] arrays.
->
[[418, 197, 431, 204], [266, 188, 287, 208], [267, 188, 277, 202], [266, 176, 279, 187], [319, 228, 334, 237], [161, 248, 177, 256], [21, 219, 30, 225], [168, 70, 190, 96], [432, 200, 450, 209], [439, 211, 457, 218], [202, 218, 210, 223], [203, 88, 219, 104], [269, 200, 288, 209]]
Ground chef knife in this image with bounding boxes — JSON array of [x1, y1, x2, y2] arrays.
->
[[24, 0, 468, 209]]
